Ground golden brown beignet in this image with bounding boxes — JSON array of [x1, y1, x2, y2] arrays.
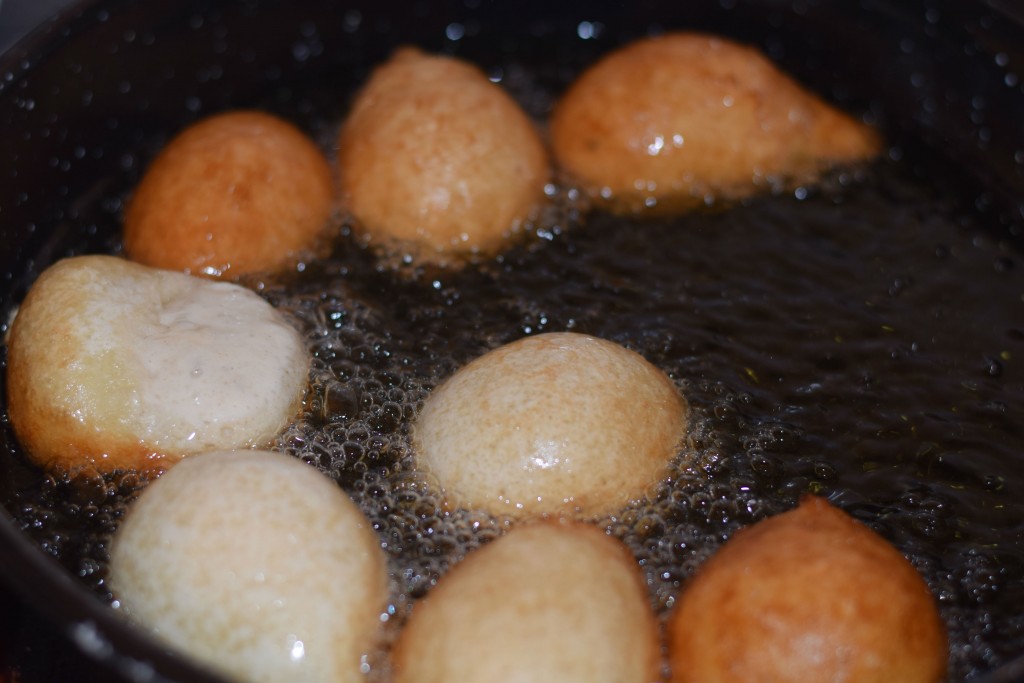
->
[[412, 332, 687, 519], [392, 521, 660, 683], [550, 33, 881, 215], [337, 47, 548, 264], [125, 110, 334, 278], [668, 496, 947, 683]]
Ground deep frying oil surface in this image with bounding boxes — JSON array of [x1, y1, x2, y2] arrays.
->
[[272, 155, 1023, 679], [3, 96, 1024, 683]]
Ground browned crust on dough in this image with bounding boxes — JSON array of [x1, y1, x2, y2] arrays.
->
[[125, 110, 335, 279], [668, 496, 947, 683], [551, 32, 882, 215]]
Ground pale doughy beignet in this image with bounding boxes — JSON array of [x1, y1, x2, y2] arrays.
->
[[412, 332, 687, 518], [109, 450, 389, 683], [5, 255, 309, 472], [125, 110, 335, 278], [337, 47, 548, 264], [550, 33, 881, 215], [393, 521, 660, 683], [668, 496, 947, 683]]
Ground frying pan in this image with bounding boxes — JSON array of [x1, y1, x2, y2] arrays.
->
[[2, 0, 1024, 681]]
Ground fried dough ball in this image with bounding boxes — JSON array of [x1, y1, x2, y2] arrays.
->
[[337, 47, 548, 264], [5, 255, 309, 473], [668, 496, 948, 683], [393, 521, 660, 683], [125, 110, 335, 278], [412, 332, 687, 518], [109, 450, 388, 683], [550, 33, 881, 215]]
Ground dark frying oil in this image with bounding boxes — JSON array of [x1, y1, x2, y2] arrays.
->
[[3, 92, 1024, 683]]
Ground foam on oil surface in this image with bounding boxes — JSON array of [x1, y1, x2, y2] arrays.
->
[[4, 156, 1022, 681], [3, 62, 1024, 683], [231, 161, 1023, 683]]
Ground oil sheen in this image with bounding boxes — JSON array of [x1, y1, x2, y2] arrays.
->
[[3, 90, 1024, 683]]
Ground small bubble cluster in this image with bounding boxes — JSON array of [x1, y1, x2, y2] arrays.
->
[[250, 150, 1024, 681], [2, 54, 1024, 683]]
